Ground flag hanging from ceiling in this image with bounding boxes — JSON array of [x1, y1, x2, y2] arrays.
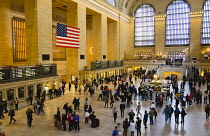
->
[[56, 23, 80, 48]]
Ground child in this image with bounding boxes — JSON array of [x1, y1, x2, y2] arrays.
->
[[54, 114, 58, 127]]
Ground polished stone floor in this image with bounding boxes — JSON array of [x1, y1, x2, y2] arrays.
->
[[1, 78, 210, 136]]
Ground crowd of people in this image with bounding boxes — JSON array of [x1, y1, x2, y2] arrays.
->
[[0, 66, 210, 136]]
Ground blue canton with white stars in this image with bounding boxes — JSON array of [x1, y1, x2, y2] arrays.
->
[[57, 23, 67, 37]]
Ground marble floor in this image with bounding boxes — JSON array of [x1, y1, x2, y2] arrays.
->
[[1, 78, 210, 136]]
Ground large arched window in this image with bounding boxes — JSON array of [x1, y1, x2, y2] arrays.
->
[[165, 0, 190, 46], [201, 0, 210, 45], [134, 4, 155, 46], [107, 0, 116, 7]]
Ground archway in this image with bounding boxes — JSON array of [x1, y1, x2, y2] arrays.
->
[[162, 71, 182, 80]]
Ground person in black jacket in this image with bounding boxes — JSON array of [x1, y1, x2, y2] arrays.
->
[[0, 103, 4, 119], [128, 110, 135, 122], [174, 107, 180, 124], [136, 117, 142, 136], [26, 107, 33, 127], [180, 108, 187, 124], [62, 113, 67, 131], [8, 107, 16, 124], [120, 102, 125, 118], [63, 103, 68, 117]]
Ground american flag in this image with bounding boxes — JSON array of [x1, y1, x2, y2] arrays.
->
[[56, 23, 80, 48]]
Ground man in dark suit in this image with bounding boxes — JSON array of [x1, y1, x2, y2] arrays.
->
[[8, 107, 16, 124], [120, 102, 125, 118]]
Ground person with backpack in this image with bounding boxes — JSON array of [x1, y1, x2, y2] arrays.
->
[[174, 107, 181, 124], [169, 105, 174, 123], [163, 105, 170, 123], [180, 108, 187, 124]]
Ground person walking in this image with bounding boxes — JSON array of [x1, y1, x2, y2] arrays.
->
[[136, 117, 141, 136], [98, 89, 103, 100], [26, 107, 33, 127], [120, 102, 125, 118], [130, 120, 135, 136], [8, 107, 16, 124], [14, 97, 19, 110], [69, 82, 71, 91], [174, 107, 180, 124], [180, 108, 187, 124], [163, 105, 170, 123], [169, 105, 174, 123], [150, 102, 157, 119], [149, 108, 154, 125], [205, 104, 210, 120], [143, 110, 148, 128], [136, 102, 141, 115], [122, 118, 129, 136], [112, 107, 118, 123]]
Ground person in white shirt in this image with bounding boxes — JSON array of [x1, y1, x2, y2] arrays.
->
[[117, 123, 122, 136], [98, 89, 103, 100], [150, 102, 157, 119], [84, 110, 90, 124], [150, 102, 156, 110], [130, 120, 135, 136]]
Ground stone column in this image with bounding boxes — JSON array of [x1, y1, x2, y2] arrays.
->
[[155, 16, 166, 56], [107, 20, 118, 60], [189, 13, 202, 60], [0, 0, 13, 66], [86, 13, 102, 69], [77, 3, 87, 71], [25, 0, 53, 65], [67, 2, 79, 80], [102, 15, 107, 60]]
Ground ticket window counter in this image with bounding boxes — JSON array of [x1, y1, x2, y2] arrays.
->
[[100, 73, 105, 78], [52, 81, 58, 90], [0, 91, 2, 102], [43, 82, 51, 95], [7, 89, 14, 102], [96, 73, 99, 81], [36, 84, 42, 99], [88, 74, 93, 81], [18, 87, 25, 99], [28, 85, 34, 97]]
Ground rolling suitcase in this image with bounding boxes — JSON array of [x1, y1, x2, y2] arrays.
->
[[115, 96, 119, 101]]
